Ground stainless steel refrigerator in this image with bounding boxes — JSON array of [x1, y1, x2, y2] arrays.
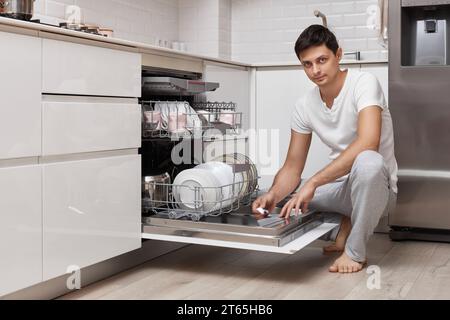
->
[[389, 0, 450, 241]]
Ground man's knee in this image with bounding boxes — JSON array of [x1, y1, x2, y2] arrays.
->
[[351, 150, 386, 181]]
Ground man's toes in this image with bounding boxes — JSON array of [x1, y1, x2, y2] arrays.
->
[[329, 264, 338, 273]]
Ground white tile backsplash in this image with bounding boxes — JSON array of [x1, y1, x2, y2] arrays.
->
[[33, 0, 179, 46], [178, 0, 232, 59], [31, 0, 387, 63], [231, 0, 386, 63]]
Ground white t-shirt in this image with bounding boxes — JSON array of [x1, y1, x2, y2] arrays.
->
[[291, 68, 398, 193]]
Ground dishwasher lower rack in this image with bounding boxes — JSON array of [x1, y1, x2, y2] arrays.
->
[[142, 173, 259, 221], [141, 172, 340, 251]]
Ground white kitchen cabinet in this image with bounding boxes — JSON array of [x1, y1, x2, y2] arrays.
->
[[202, 63, 251, 167], [42, 97, 141, 156], [360, 64, 389, 104], [42, 39, 141, 98], [204, 63, 251, 130], [202, 136, 248, 163], [255, 64, 387, 191], [42, 155, 141, 280], [255, 67, 332, 190], [0, 32, 41, 160], [0, 165, 42, 296]]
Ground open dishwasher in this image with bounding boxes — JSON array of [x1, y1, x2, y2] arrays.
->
[[139, 66, 338, 254]]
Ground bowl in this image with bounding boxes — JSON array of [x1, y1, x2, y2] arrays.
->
[[173, 168, 221, 213], [196, 161, 241, 209]]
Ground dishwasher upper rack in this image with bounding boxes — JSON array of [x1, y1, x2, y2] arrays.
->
[[141, 100, 243, 139], [142, 163, 259, 221], [191, 101, 237, 112]]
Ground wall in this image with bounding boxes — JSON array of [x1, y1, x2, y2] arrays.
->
[[231, 0, 387, 63], [33, 0, 179, 45], [32, 0, 388, 63], [178, 0, 232, 59]]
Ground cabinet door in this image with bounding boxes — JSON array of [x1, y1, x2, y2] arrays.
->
[[255, 68, 328, 189], [255, 66, 363, 190], [42, 39, 141, 97], [204, 63, 251, 130], [202, 137, 248, 163], [0, 165, 42, 296], [360, 64, 389, 103], [43, 155, 141, 280], [0, 32, 41, 160], [42, 97, 141, 156]]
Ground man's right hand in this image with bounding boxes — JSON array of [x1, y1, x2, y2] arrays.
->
[[252, 192, 277, 216]]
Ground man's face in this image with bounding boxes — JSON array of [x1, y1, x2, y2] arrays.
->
[[298, 44, 342, 87]]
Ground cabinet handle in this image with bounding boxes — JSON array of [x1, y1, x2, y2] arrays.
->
[[379, 0, 388, 48]]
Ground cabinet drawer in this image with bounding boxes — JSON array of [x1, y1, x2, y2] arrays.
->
[[0, 165, 42, 296], [42, 98, 141, 156], [42, 39, 141, 97], [0, 32, 41, 160], [43, 155, 141, 280]]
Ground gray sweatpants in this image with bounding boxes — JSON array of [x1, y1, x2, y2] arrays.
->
[[309, 150, 397, 263]]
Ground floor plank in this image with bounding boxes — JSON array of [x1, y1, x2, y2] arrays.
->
[[404, 243, 450, 300], [344, 241, 438, 299], [60, 234, 450, 300]]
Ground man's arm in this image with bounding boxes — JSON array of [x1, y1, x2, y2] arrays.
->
[[268, 130, 312, 204], [309, 106, 382, 188], [279, 106, 382, 217]]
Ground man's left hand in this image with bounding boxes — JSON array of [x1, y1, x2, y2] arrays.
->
[[278, 180, 317, 220]]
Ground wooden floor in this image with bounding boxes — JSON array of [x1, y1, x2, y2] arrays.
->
[[60, 234, 450, 300]]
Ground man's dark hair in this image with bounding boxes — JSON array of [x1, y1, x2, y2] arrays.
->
[[294, 25, 339, 58]]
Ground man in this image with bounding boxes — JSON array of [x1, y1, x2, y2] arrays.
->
[[252, 25, 398, 274]]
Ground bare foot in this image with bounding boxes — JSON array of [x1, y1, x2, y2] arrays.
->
[[323, 216, 351, 254], [329, 252, 367, 273]]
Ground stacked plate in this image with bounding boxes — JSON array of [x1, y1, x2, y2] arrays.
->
[[173, 168, 221, 213], [212, 153, 259, 198], [172, 161, 246, 213]]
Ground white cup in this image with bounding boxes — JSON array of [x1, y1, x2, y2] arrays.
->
[[179, 42, 187, 51], [144, 110, 161, 124], [168, 112, 187, 133], [219, 112, 236, 126], [172, 41, 180, 51]]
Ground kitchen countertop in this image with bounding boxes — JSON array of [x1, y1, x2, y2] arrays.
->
[[252, 60, 388, 67], [0, 16, 388, 68]]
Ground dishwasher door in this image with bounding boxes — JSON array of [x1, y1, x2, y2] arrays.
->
[[142, 205, 339, 255]]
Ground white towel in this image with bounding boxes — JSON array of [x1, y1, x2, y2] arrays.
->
[[379, 0, 389, 48]]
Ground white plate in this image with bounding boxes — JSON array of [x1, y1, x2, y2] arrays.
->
[[234, 153, 258, 195], [196, 162, 241, 208], [211, 154, 247, 200], [173, 168, 220, 212]]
